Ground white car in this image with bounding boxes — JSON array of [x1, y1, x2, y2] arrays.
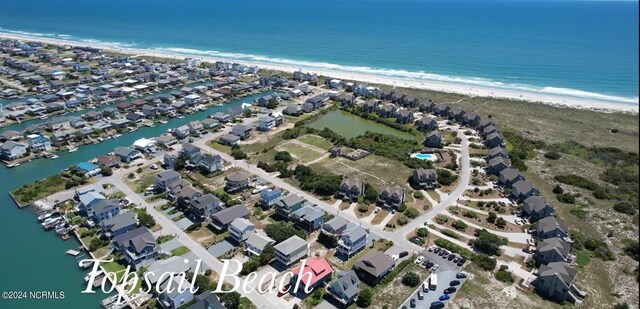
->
[[415, 256, 425, 264], [431, 264, 440, 271], [391, 255, 399, 261], [374, 207, 381, 214]]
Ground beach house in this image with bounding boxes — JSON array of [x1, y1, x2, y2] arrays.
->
[[291, 205, 325, 232], [210, 205, 250, 232], [327, 271, 361, 305], [338, 178, 365, 201], [411, 168, 438, 189], [353, 250, 395, 285], [112, 227, 159, 269], [99, 211, 138, 238], [228, 218, 255, 243], [274, 235, 308, 267]]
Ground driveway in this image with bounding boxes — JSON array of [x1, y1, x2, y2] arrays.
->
[[174, 217, 194, 230], [159, 238, 183, 254], [207, 240, 236, 257]]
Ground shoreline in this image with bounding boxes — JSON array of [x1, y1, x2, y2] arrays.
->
[[1, 33, 638, 114]]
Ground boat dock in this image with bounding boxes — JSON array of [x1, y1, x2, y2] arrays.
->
[[66, 249, 81, 256]]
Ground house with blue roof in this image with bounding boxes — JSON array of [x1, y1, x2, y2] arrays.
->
[[259, 188, 282, 209], [76, 162, 102, 177]]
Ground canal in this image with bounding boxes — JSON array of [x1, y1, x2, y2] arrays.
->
[[0, 80, 210, 134], [0, 89, 271, 309]]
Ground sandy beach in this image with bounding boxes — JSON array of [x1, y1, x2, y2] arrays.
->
[[1, 33, 638, 114]]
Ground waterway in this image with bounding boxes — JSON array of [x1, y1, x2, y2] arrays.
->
[[0, 80, 210, 134], [0, 89, 271, 309], [307, 109, 415, 140]]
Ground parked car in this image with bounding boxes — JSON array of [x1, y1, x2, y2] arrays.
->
[[430, 301, 445, 309], [433, 247, 441, 253], [447, 254, 455, 261], [457, 258, 467, 267], [374, 207, 381, 214], [410, 298, 416, 308], [415, 256, 425, 264], [452, 257, 460, 263], [456, 272, 468, 279], [427, 246, 435, 252], [439, 294, 450, 301], [418, 291, 424, 300], [399, 251, 409, 258], [444, 287, 457, 294], [449, 280, 461, 286], [442, 251, 450, 258], [422, 281, 430, 292], [431, 264, 440, 271], [425, 261, 434, 269], [438, 250, 445, 256]]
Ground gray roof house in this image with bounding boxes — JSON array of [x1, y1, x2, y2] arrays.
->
[[484, 132, 505, 148], [274, 235, 308, 267], [321, 217, 350, 238], [535, 237, 572, 266], [112, 227, 158, 269], [523, 196, 555, 221], [231, 124, 252, 140], [534, 262, 578, 303], [245, 232, 275, 257], [536, 217, 569, 239], [486, 147, 508, 162], [228, 218, 255, 243], [377, 185, 405, 209], [411, 168, 438, 189], [486, 156, 511, 175], [99, 211, 138, 238], [186, 291, 224, 309], [155, 170, 181, 192], [158, 276, 195, 309], [416, 116, 438, 132], [189, 193, 223, 221], [327, 271, 361, 305], [338, 178, 365, 201], [423, 130, 443, 148], [225, 171, 251, 193], [210, 204, 250, 232], [511, 180, 539, 201], [353, 250, 395, 285], [291, 205, 325, 232], [336, 224, 368, 259], [499, 168, 524, 188], [396, 109, 414, 124], [219, 133, 240, 146]]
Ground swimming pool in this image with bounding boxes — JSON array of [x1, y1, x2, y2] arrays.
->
[[411, 153, 437, 161]]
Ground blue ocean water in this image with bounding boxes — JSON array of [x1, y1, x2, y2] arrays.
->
[[0, 0, 638, 102]]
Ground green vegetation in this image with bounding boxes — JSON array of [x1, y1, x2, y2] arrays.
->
[[401, 272, 420, 287], [435, 214, 449, 224], [405, 208, 419, 219], [472, 254, 497, 271], [292, 165, 340, 196], [495, 266, 515, 283], [441, 229, 460, 239], [347, 132, 433, 169], [241, 246, 275, 275], [157, 235, 175, 244], [543, 151, 562, 160], [436, 169, 458, 186], [434, 238, 474, 260], [298, 134, 333, 149], [621, 239, 639, 262], [472, 229, 505, 256], [571, 230, 616, 261], [170, 246, 190, 256], [452, 220, 468, 231], [416, 227, 429, 237], [134, 208, 156, 228], [264, 222, 305, 243], [12, 170, 87, 205], [357, 287, 373, 307], [502, 129, 544, 171]]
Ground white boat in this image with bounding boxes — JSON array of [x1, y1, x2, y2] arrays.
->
[[38, 115, 49, 120], [68, 147, 78, 153], [6, 163, 20, 168], [50, 155, 59, 159], [113, 134, 122, 138], [215, 103, 223, 107], [177, 115, 185, 119]]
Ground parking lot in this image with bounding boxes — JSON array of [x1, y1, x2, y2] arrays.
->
[[400, 246, 468, 309]]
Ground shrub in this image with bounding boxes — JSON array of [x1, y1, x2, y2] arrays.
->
[[435, 214, 449, 224], [452, 220, 467, 231], [613, 202, 637, 215], [543, 152, 562, 160], [358, 204, 369, 213], [556, 193, 576, 204], [397, 216, 409, 225], [402, 272, 420, 287], [495, 269, 515, 283], [416, 228, 429, 237], [552, 185, 564, 194], [357, 287, 373, 307], [441, 229, 460, 239], [496, 217, 507, 229], [397, 204, 408, 212], [472, 254, 497, 271], [405, 208, 419, 219], [274, 151, 292, 162], [413, 191, 424, 199]]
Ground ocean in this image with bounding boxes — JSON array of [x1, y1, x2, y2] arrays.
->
[[0, 0, 638, 104]]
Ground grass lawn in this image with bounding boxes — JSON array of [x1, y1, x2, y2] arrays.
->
[[170, 246, 190, 256], [297, 134, 333, 150], [276, 141, 324, 163], [574, 250, 591, 267], [426, 190, 441, 202], [103, 260, 127, 283], [206, 140, 232, 154], [311, 154, 412, 190], [371, 209, 390, 225], [11, 174, 69, 205]]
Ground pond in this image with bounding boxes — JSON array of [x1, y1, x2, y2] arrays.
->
[[306, 110, 415, 140]]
